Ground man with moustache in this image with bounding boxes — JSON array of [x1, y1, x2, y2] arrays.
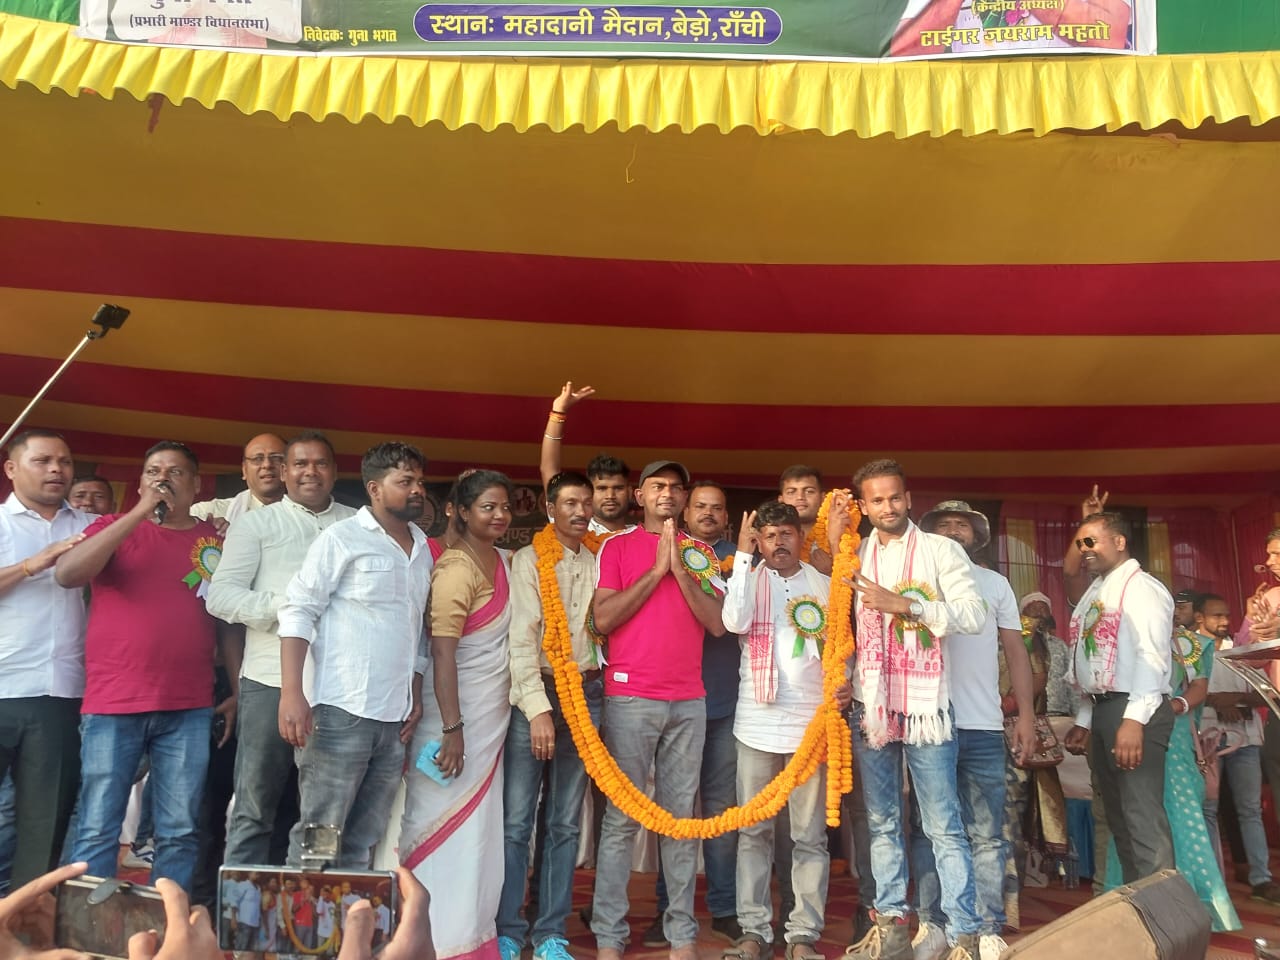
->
[[277, 442, 432, 868], [1062, 512, 1175, 884], [208, 432, 358, 866], [844, 460, 985, 960], [590, 461, 727, 960], [538, 382, 634, 535], [498, 471, 602, 960], [778, 466, 833, 576], [68, 475, 115, 515], [0, 430, 93, 885], [913, 502, 1037, 960], [58, 441, 230, 892], [1200, 593, 1280, 903], [721, 501, 848, 960], [639, 481, 742, 947], [192, 433, 288, 530]]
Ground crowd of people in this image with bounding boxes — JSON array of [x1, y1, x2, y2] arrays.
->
[[2, 380, 1279, 960]]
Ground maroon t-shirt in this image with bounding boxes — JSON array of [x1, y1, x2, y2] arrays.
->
[[82, 514, 222, 715]]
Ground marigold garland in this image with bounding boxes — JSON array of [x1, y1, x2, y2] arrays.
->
[[281, 894, 342, 955], [582, 528, 621, 555], [823, 502, 862, 824], [801, 488, 850, 565], [536, 522, 859, 837]]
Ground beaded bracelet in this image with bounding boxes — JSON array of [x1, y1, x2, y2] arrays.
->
[[442, 718, 465, 734]]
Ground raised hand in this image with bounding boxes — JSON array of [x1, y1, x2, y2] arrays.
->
[[552, 381, 595, 414], [1082, 483, 1109, 519], [652, 518, 674, 577], [736, 511, 759, 556]]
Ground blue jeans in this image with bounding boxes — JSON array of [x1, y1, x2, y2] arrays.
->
[[851, 704, 979, 941], [498, 676, 602, 946], [656, 711, 738, 918], [909, 728, 1006, 935], [74, 709, 212, 892], [1204, 743, 1271, 887]]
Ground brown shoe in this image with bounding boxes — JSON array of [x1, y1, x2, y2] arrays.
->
[[843, 914, 911, 960], [723, 935, 769, 960], [784, 941, 824, 960]]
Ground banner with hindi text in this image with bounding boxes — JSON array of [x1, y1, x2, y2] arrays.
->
[[77, 0, 1155, 61]]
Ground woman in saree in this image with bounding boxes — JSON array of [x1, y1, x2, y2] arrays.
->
[[400, 470, 515, 960], [1102, 619, 1239, 931]]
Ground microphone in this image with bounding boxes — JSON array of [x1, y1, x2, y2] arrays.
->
[[154, 481, 172, 523]]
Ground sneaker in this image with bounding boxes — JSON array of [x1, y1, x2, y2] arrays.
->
[[1252, 882, 1280, 905], [121, 842, 155, 870], [978, 934, 1009, 960], [849, 908, 873, 946], [642, 916, 669, 948], [711, 917, 745, 945], [910, 922, 948, 960], [843, 914, 911, 960], [944, 935, 980, 960], [534, 937, 573, 960], [498, 936, 522, 960]]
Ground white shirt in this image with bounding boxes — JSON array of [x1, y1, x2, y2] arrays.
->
[[0, 495, 94, 699], [1071, 558, 1172, 728], [374, 904, 391, 934], [207, 496, 357, 686], [1204, 636, 1264, 748], [191, 489, 269, 525], [853, 522, 986, 701], [236, 881, 262, 927], [588, 517, 635, 536], [722, 553, 831, 754], [340, 892, 361, 923], [277, 507, 433, 723], [315, 899, 334, 938], [947, 564, 1020, 731]]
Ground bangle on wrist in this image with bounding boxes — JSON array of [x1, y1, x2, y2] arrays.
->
[[1173, 695, 1188, 715], [544, 433, 563, 441], [548, 411, 567, 423], [442, 718, 464, 734]]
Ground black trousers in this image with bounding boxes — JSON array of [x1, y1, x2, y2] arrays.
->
[[0, 696, 81, 887], [1088, 695, 1175, 884]]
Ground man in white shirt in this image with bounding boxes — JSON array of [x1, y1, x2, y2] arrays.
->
[[844, 460, 986, 960], [912, 502, 1036, 960], [232, 872, 263, 950], [191, 433, 287, 530], [209, 431, 357, 866], [720, 501, 847, 960], [277, 442, 432, 868], [0, 429, 93, 886], [497, 471, 602, 960], [1063, 511, 1175, 884], [1200, 593, 1280, 902], [315, 885, 336, 943]]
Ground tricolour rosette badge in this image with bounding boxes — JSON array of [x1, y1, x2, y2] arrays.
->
[[785, 595, 826, 656], [891, 579, 937, 647], [183, 537, 222, 598], [678, 538, 721, 595]]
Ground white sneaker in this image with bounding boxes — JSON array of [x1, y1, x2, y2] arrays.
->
[[978, 935, 1009, 960], [910, 922, 948, 960]]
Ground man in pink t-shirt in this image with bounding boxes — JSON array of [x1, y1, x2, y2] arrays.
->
[[56, 441, 231, 894], [589, 460, 727, 960]]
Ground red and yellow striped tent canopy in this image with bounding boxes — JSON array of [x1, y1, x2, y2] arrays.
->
[[2, 14, 1279, 506]]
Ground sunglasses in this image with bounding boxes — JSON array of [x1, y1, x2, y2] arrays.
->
[[1075, 536, 1101, 550]]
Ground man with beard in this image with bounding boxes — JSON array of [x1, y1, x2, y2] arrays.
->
[[498, 471, 601, 960], [538, 382, 634, 534], [590, 461, 726, 960], [913, 502, 1036, 960], [192, 433, 287, 531], [277, 442, 432, 868], [1173, 589, 1197, 637], [0, 430, 93, 886], [209, 432, 357, 866], [844, 460, 985, 960], [1200, 593, 1280, 903], [778, 466, 833, 576], [1062, 512, 1175, 884], [637, 481, 742, 947]]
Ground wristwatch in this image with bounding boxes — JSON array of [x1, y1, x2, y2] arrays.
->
[[908, 600, 925, 619]]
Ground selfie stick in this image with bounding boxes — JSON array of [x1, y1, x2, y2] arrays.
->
[[0, 304, 130, 451]]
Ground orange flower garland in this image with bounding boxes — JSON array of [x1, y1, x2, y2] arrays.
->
[[823, 503, 862, 824], [800, 488, 849, 564], [536, 522, 856, 838], [582, 528, 620, 555]]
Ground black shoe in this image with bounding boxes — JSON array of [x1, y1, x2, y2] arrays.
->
[[642, 916, 669, 948], [850, 907, 874, 945], [1251, 882, 1280, 905], [711, 916, 745, 944]]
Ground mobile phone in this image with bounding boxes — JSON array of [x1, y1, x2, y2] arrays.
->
[[55, 876, 167, 960], [217, 865, 399, 958]]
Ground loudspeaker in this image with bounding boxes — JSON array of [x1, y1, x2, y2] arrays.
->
[[1003, 870, 1211, 960]]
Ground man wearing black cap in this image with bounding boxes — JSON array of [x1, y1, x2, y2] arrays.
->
[[911, 501, 1036, 960], [1173, 589, 1197, 636], [590, 460, 727, 960]]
